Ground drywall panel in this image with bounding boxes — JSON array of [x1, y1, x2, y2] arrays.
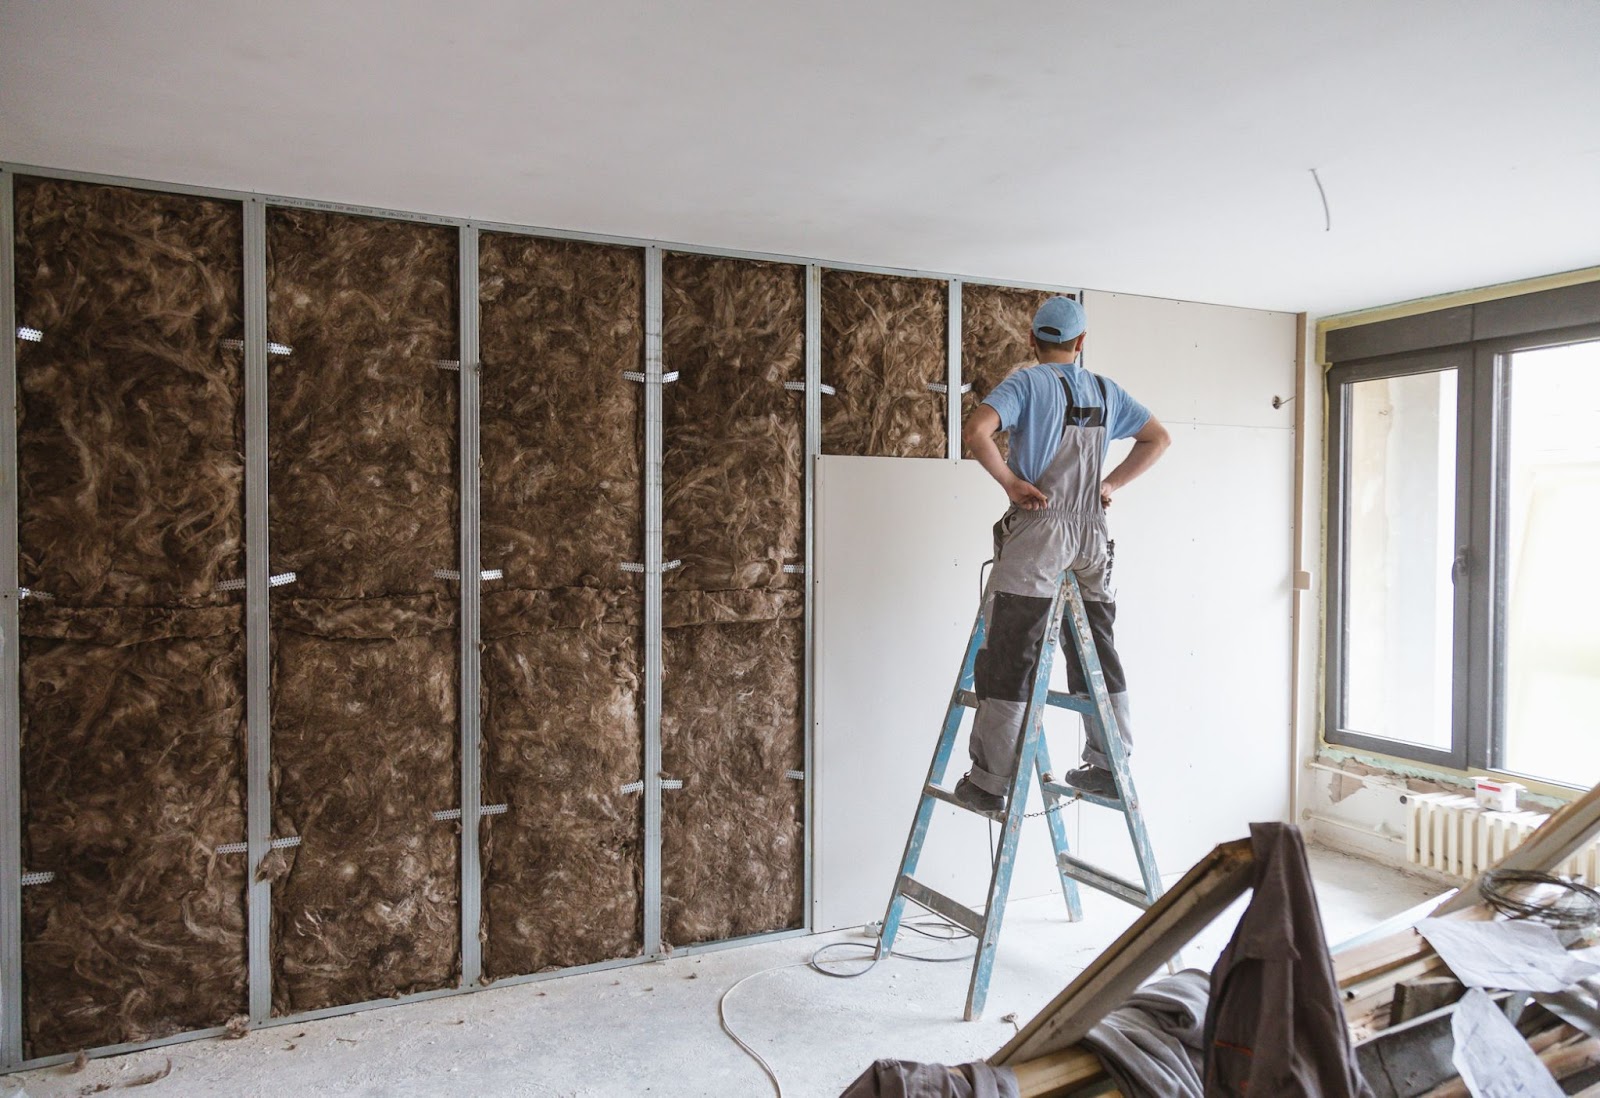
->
[[1081, 290, 1298, 431], [815, 456, 1076, 933], [12, 178, 249, 1055], [817, 291, 1296, 931], [821, 270, 947, 458], [477, 233, 645, 978], [265, 208, 460, 1013], [1071, 422, 1295, 882], [658, 253, 806, 947]]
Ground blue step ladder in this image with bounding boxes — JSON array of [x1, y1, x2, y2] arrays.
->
[[876, 569, 1168, 1021]]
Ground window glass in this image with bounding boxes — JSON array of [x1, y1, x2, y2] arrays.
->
[[1501, 340, 1600, 785], [1344, 370, 1458, 748]]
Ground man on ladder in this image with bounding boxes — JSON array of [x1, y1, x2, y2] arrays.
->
[[954, 295, 1171, 812]]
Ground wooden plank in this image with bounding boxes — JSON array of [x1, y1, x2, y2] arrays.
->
[[1435, 782, 1600, 916], [991, 839, 1255, 1066], [1011, 1048, 1111, 1098]]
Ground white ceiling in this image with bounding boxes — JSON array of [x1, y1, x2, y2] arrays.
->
[[2, 0, 1598, 316]]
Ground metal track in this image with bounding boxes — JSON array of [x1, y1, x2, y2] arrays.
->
[[456, 225, 483, 986], [242, 197, 273, 1025], [0, 166, 24, 1070]]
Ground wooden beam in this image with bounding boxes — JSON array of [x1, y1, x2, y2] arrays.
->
[[1011, 1048, 1113, 1098], [991, 839, 1255, 1066]]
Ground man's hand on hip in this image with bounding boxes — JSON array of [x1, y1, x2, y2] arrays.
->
[[1007, 477, 1049, 511]]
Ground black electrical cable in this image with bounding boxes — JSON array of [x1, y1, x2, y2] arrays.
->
[[1480, 869, 1600, 929]]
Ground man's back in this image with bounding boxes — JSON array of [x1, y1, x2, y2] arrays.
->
[[983, 361, 1151, 486]]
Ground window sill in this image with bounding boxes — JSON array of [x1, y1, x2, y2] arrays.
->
[[1316, 741, 1584, 809]]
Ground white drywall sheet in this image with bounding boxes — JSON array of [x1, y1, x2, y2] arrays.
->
[[814, 292, 1297, 933]]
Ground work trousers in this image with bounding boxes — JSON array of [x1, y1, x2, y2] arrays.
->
[[965, 510, 1133, 797]]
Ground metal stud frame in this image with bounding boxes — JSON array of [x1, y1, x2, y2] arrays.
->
[[0, 160, 1080, 1071]]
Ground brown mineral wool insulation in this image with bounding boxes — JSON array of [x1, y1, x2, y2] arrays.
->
[[661, 616, 805, 947], [19, 603, 247, 1056], [821, 269, 948, 458], [12, 177, 245, 606], [479, 233, 642, 589], [269, 595, 459, 1013], [265, 208, 458, 600], [959, 284, 1053, 461], [480, 589, 643, 977], [662, 254, 804, 592]]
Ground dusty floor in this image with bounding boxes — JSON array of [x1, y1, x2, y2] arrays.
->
[[3, 846, 1440, 1098]]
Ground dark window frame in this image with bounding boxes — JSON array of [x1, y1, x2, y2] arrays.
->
[[1324, 280, 1600, 784]]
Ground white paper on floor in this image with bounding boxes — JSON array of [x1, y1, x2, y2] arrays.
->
[[1416, 917, 1600, 993], [1451, 988, 1563, 1098]]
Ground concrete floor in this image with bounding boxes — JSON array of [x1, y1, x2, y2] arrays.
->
[[3, 846, 1441, 1098]]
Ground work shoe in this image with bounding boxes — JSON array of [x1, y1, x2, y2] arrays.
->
[[953, 775, 1005, 815], [1063, 765, 1119, 800]]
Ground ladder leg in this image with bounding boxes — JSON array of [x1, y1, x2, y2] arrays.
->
[[1031, 736, 1082, 922], [878, 612, 986, 958], [965, 580, 1071, 1021]]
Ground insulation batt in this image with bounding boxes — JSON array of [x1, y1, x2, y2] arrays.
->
[[13, 177, 244, 606], [12, 179, 249, 1055], [265, 210, 461, 1012], [19, 608, 248, 1056], [960, 284, 1053, 461], [658, 254, 806, 946], [478, 235, 646, 976], [662, 254, 804, 591], [821, 270, 948, 458], [479, 233, 643, 588], [481, 592, 642, 976], [661, 616, 805, 946]]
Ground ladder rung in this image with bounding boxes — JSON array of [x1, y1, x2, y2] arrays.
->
[[896, 875, 986, 937], [1040, 780, 1125, 812], [924, 783, 1004, 820], [1046, 690, 1094, 714], [1055, 854, 1153, 909], [954, 688, 1092, 714]]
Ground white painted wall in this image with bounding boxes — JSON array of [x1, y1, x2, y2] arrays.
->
[[815, 292, 1298, 930]]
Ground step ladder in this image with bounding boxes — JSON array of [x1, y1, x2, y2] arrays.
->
[[876, 568, 1167, 1020]]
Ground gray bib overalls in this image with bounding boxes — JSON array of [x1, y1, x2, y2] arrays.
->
[[966, 371, 1135, 796]]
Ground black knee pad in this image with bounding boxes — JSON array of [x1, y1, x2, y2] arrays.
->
[[975, 591, 1054, 702]]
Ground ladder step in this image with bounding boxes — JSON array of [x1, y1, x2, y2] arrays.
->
[[1040, 780, 1126, 812], [924, 783, 1004, 821], [954, 688, 1093, 714], [1055, 854, 1153, 909], [896, 876, 986, 937], [1046, 690, 1094, 714]]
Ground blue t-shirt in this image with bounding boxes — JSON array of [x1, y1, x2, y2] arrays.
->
[[982, 363, 1150, 484]]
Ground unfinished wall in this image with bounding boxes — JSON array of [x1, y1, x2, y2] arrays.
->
[[821, 270, 947, 458], [264, 209, 460, 1013], [660, 254, 806, 945], [478, 234, 644, 977], [12, 178, 248, 1054], [960, 284, 1052, 460]]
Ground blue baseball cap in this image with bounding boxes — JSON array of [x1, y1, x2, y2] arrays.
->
[[1032, 296, 1086, 344]]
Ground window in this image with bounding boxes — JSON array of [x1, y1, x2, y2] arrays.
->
[[1326, 283, 1600, 786]]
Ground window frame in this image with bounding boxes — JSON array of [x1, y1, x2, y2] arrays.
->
[[1324, 280, 1600, 786]]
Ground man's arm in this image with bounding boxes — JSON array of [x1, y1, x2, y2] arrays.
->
[[964, 405, 1048, 511], [1100, 414, 1171, 508]]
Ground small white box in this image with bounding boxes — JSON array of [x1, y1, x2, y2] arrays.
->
[[1474, 776, 1523, 813]]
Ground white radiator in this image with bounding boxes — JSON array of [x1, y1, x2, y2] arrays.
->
[[1404, 792, 1599, 882]]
